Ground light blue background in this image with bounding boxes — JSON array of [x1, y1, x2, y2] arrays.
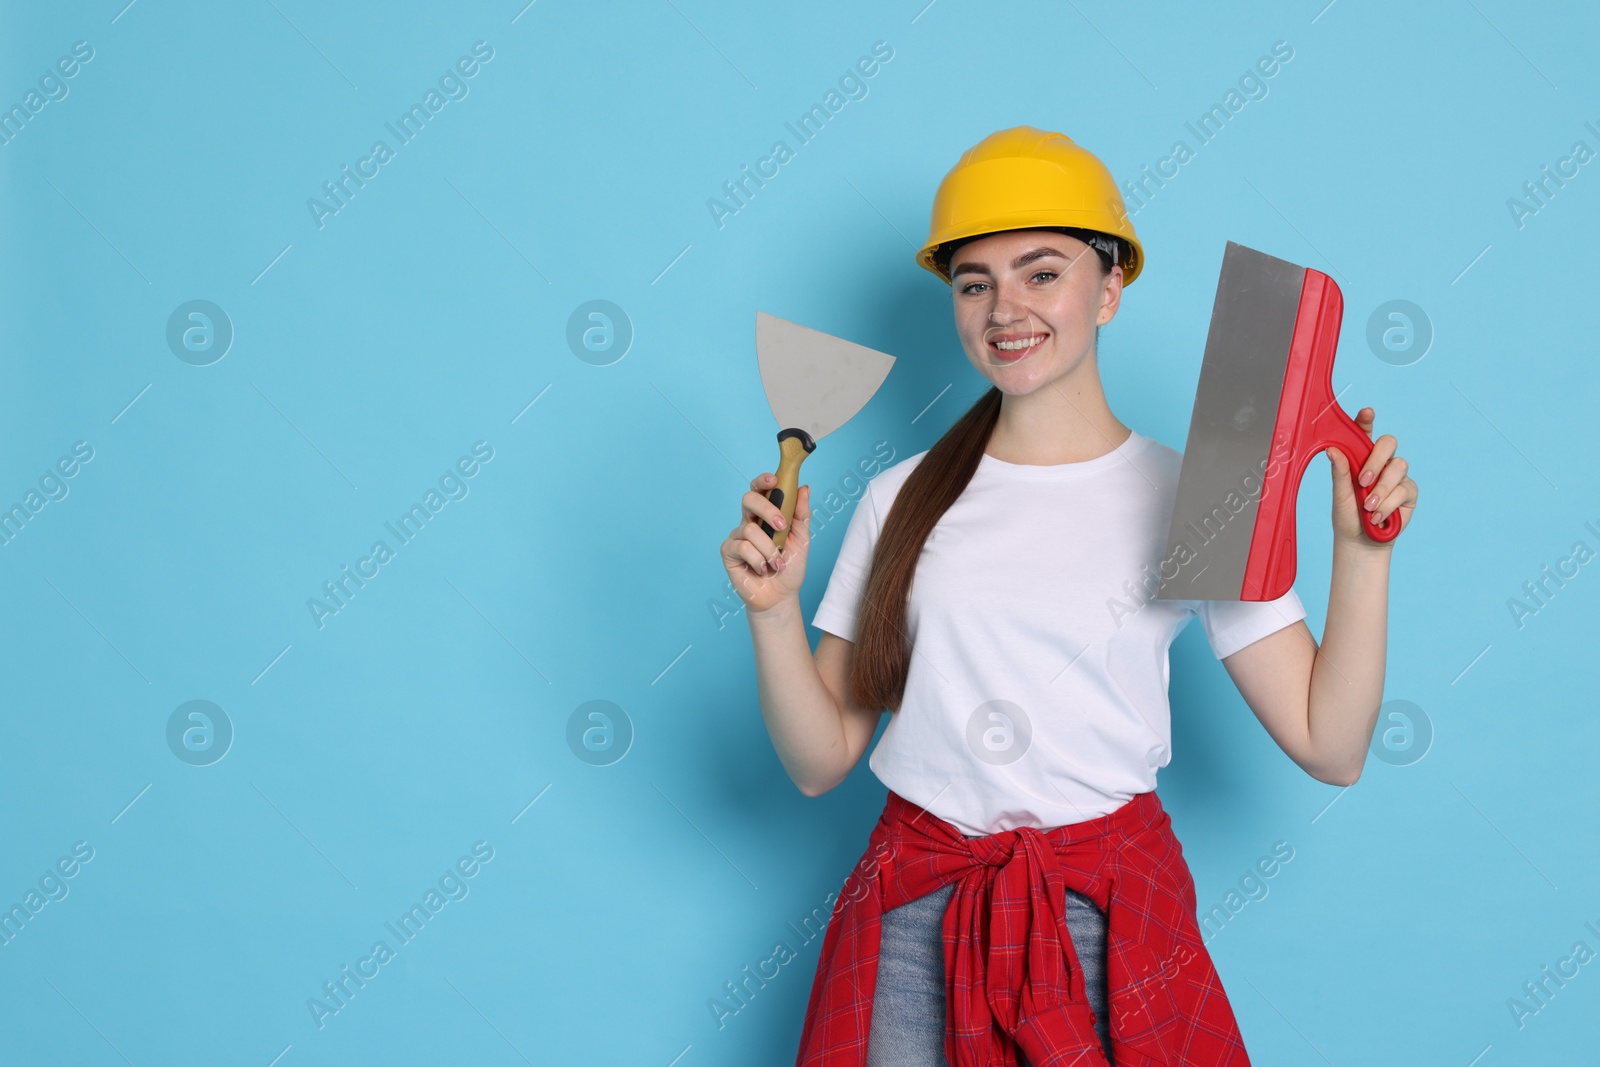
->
[[2, 1, 1597, 1063]]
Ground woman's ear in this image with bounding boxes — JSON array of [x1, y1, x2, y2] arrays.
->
[[1098, 263, 1125, 323]]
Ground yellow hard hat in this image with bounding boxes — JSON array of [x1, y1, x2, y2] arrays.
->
[[916, 125, 1144, 287]]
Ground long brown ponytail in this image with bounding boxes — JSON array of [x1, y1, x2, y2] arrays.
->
[[848, 385, 1002, 713]]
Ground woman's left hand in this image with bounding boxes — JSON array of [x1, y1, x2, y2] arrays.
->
[[1326, 406, 1416, 547]]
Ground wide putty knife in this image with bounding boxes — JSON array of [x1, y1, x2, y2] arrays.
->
[[755, 311, 896, 551], [1156, 241, 1400, 603]]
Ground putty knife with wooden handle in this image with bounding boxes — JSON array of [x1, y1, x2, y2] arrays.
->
[[755, 311, 896, 551], [1156, 241, 1401, 603]]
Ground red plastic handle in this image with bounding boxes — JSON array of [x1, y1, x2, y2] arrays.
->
[[1289, 272, 1401, 546], [1242, 269, 1401, 600]]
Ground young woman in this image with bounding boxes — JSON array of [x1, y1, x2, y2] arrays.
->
[[720, 126, 1417, 1066]]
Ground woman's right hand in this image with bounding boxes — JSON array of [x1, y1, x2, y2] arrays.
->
[[720, 473, 811, 615]]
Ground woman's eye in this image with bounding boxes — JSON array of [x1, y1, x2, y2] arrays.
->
[[959, 271, 1052, 293]]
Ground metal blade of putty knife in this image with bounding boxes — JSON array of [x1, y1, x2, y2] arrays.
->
[[755, 310, 896, 550]]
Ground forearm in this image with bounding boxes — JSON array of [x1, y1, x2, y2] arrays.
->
[[1305, 541, 1392, 784], [747, 597, 848, 796]]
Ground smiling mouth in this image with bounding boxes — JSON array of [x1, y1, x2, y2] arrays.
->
[[987, 332, 1048, 359]]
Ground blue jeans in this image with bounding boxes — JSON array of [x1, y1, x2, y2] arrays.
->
[[865, 880, 1114, 1066]]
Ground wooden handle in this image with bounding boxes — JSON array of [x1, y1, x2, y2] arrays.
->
[[759, 428, 815, 551]]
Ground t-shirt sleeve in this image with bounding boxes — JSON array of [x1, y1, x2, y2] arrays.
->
[[1196, 585, 1308, 660], [809, 481, 886, 643]]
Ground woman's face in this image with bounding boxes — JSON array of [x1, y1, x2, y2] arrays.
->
[[948, 228, 1123, 395]]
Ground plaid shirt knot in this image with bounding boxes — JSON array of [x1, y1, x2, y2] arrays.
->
[[794, 790, 1253, 1067]]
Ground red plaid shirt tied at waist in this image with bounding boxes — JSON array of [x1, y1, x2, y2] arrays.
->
[[795, 789, 1252, 1066]]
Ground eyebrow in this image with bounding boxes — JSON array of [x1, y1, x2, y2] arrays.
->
[[949, 245, 1070, 280]]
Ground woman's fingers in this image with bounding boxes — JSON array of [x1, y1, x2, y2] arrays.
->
[[730, 475, 808, 580], [1363, 447, 1401, 515], [743, 473, 788, 532], [737, 536, 779, 575], [1358, 432, 1396, 489], [1353, 407, 1382, 487], [1365, 476, 1415, 530], [1328, 410, 1417, 535], [742, 518, 783, 573], [1363, 455, 1410, 524], [724, 526, 778, 577]]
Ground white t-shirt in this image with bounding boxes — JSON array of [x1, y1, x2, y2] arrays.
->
[[809, 429, 1307, 836]]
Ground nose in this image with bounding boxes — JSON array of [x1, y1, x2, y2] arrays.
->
[[986, 286, 1035, 336]]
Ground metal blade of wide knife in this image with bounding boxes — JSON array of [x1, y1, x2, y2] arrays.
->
[[756, 311, 896, 442], [1156, 242, 1306, 600]]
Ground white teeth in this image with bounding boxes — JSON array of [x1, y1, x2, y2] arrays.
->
[[994, 335, 1045, 351]]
